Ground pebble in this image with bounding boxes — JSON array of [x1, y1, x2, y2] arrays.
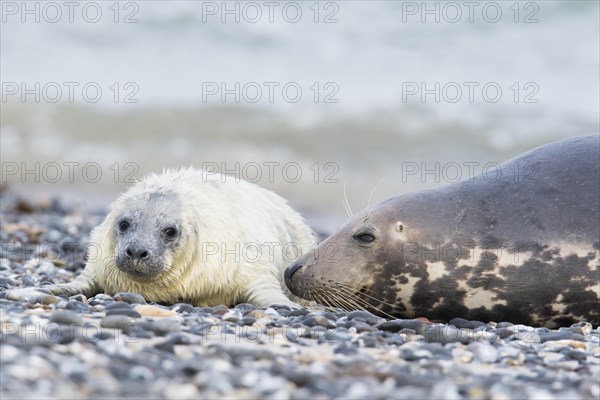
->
[[21, 275, 36, 287], [100, 315, 136, 330], [114, 292, 147, 304], [377, 319, 429, 334], [540, 331, 575, 342], [171, 303, 196, 314], [133, 304, 177, 317], [34, 294, 60, 305], [346, 310, 382, 325], [37, 261, 56, 276], [50, 310, 83, 325], [569, 322, 592, 335], [424, 325, 473, 344], [142, 319, 181, 335], [105, 302, 133, 311], [449, 318, 486, 330], [69, 294, 87, 303], [106, 308, 142, 318], [468, 341, 499, 363], [303, 315, 336, 329], [510, 331, 541, 343], [245, 310, 272, 320]]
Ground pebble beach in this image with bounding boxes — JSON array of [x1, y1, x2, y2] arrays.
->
[[1, 192, 599, 400]]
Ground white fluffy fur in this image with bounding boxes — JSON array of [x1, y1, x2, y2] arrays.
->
[[86, 167, 316, 307]]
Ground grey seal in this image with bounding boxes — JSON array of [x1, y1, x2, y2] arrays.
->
[[7, 168, 316, 307], [285, 134, 600, 327]]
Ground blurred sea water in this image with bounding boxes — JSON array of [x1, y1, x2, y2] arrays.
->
[[1, 1, 598, 231]]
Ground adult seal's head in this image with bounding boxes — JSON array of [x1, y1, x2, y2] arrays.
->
[[286, 134, 600, 327], [285, 198, 420, 318]]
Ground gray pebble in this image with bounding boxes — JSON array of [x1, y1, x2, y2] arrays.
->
[[569, 322, 592, 335], [114, 292, 146, 304], [269, 304, 292, 311], [334, 341, 358, 355], [233, 303, 255, 313], [68, 294, 87, 302], [497, 328, 514, 339], [126, 326, 154, 339], [105, 302, 132, 311], [128, 366, 154, 381], [540, 331, 575, 342], [64, 300, 90, 313], [375, 320, 404, 333], [100, 315, 136, 330], [303, 315, 336, 329], [239, 317, 257, 326], [142, 319, 181, 335], [189, 322, 215, 336], [468, 341, 499, 363], [346, 310, 381, 325], [402, 348, 433, 361], [171, 303, 195, 314], [424, 325, 473, 344], [33, 294, 60, 305], [106, 309, 142, 318], [449, 317, 485, 329], [43, 323, 77, 345], [91, 294, 114, 302], [37, 261, 56, 276], [21, 275, 35, 287], [155, 334, 190, 352], [288, 309, 309, 317], [509, 331, 541, 343], [565, 349, 587, 361], [222, 310, 242, 322], [50, 310, 82, 325], [346, 321, 376, 333]]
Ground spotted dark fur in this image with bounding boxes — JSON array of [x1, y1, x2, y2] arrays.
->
[[286, 134, 600, 327]]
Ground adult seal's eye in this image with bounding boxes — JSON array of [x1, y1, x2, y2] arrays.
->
[[118, 220, 130, 232], [355, 233, 375, 243], [164, 227, 178, 238]]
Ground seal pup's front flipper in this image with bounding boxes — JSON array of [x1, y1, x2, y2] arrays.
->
[[6, 264, 101, 302]]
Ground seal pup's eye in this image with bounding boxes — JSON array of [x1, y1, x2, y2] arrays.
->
[[163, 227, 178, 239], [118, 220, 130, 232], [354, 233, 375, 243]]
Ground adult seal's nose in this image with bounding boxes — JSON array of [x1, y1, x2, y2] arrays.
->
[[126, 246, 150, 260], [284, 262, 304, 286]]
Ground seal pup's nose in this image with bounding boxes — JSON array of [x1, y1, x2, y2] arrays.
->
[[126, 246, 150, 260], [284, 262, 304, 286]]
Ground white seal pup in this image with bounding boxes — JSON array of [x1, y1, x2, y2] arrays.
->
[[8, 168, 316, 307]]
